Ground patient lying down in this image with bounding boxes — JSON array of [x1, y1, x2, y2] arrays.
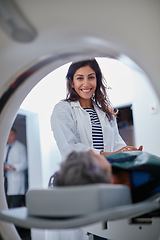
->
[[49, 150, 160, 203]]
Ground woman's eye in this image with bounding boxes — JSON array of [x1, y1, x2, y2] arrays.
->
[[89, 76, 95, 79], [77, 77, 83, 80]]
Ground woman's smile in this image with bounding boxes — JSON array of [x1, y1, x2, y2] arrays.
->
[[81, 88, 92, 93]]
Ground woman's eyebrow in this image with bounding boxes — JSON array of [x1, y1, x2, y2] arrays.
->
[[75, 73, 96, 77], [88, 73, 96, 76], [75, 74, 83, 77]]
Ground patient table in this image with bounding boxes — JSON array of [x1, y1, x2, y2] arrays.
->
[[0, 184, 160, 240]]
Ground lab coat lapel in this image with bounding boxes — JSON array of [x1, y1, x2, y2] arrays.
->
[[71, 101, 92, 147]]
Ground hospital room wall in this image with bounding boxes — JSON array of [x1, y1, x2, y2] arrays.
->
[[132, 70, 160, 156], [17, 109, 43, 189]]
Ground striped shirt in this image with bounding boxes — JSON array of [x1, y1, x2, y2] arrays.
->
[[84, 108, 104, 151]]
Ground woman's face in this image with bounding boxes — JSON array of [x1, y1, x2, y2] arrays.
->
[[72, 65, 97, 106]]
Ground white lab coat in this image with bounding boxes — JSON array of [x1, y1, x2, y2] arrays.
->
[[51, 100, 126, 159], [4, 140, 27, 195]]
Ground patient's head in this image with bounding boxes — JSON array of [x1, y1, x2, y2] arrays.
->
[[49, 151, 111, 187]]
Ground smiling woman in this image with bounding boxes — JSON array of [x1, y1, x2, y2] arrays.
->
[[51, 59, 142, 160]]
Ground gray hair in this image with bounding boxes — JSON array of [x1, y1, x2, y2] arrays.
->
[[49, 151, 111, 187]]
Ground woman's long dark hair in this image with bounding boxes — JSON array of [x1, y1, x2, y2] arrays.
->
[[66, 59, 117, 121]]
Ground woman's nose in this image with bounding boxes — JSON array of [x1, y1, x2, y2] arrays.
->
[[83, 77, 89, 86]]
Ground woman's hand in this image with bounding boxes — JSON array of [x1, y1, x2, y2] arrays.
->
[[100, 145, 143, 155], [115, 145, 143, 153]]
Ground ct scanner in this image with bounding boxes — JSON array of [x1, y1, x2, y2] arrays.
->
[[0, 1, 160, 239]]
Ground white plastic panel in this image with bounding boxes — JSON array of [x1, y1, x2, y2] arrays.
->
[[26, 185, 131, 217]]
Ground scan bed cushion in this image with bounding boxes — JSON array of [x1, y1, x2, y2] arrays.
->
[[26, 184, 132, 217]]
